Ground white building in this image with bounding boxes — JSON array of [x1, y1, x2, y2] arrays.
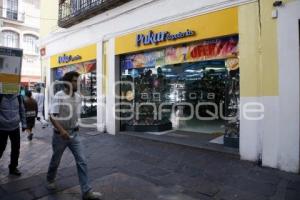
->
[[0, 0, 40, 88]]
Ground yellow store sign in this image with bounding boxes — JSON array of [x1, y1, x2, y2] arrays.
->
[[50, 44, 97, 68], [115, 7, 238, 55]]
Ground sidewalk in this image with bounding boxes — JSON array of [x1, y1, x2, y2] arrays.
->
[[0, 123, 299, 200]]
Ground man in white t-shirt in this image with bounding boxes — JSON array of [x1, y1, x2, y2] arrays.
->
[[33, 87, 48, 128], [47, 71, 102, 200]]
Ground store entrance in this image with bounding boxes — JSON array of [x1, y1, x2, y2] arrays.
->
[[119, 36, 240, 150], [163, 60, 227, 136]]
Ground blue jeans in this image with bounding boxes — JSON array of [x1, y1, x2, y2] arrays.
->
[[47, 130, 92, 194]]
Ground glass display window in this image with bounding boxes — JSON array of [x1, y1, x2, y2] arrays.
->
[[119, 36, 240, 149], [52, 60, 97, 118]]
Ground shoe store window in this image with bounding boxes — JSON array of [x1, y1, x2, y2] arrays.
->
[[119, 36, 240, 149], [52, 60, 97, 118]]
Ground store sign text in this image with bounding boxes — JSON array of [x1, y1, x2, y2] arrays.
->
[[58, 54, 82, 64], [136, 29, 195, 47]]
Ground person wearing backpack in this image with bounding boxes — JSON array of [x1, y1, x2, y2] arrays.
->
[[0, 93, 28, 176], [24, 91, 38, 141]]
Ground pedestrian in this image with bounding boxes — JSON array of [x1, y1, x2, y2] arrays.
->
[[0, 93, 28, 176], [20, 86, 26, 96], [23, 85, 29, 98], [24, 90, 38, 141], [47, 71, 102, 200], [33, 87, 48, 128]]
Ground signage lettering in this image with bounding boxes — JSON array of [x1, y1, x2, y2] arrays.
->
[[136, 29, 195, 47], [58, 54, 82, 64]]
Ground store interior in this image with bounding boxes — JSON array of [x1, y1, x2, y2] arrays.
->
[[120, 60, 239, 150], [120, 36, 240, 150]]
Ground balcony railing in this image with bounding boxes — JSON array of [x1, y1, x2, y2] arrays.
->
[[58, 0, 132, 28], [1, 8, 25, 22]]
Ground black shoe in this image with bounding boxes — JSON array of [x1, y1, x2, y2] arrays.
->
[[27, 133, 33, 141], [82, 191, 103, 200], [9, 168, 22, 176]]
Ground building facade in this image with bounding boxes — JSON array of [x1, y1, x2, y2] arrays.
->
[[39, 0, 58, 95], [0, 0, 40, 88], [40, 0, 300, 173]]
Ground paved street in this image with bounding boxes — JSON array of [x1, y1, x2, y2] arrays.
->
[[0, 123, 300, 200]]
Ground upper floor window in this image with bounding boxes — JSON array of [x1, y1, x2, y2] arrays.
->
[[1, 30, 20, 48], [23, 34, 39, 54], [6, 0, 19, 20]]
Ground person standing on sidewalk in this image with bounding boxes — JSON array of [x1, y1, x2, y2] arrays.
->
[[33, 87, 48, 128], [47, 71, 102, 200], [24, 90, 38, 141], [0, 93, 28, 176]]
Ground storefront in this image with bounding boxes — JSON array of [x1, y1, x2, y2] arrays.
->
[[42, 0, 300, 173], [115, 7, 240, 148], [50, 44, 97, 118]]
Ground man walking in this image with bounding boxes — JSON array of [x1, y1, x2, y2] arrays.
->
[[0, 94, 27, 176], [47, 71, 102, 200], [24, 91, 38, 141], [33, 87, 48, 128]]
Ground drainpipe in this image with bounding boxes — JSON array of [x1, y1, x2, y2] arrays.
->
[[257, 0, 263, 166]]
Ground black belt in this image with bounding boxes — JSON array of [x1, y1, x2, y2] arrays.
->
[[71, 127, 79, 132]]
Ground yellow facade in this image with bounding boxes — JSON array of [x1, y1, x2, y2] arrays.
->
[[42, 0, 289, 98], [115, 1, 286, 98], [115, 7, 238, 55], [50, 44, 97, 68]]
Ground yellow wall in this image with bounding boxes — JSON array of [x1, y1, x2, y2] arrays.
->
[[239, 2, 261, 97], [40, 0, 59, 37], [260, 0, 279, 97], [239, 0, 283, 97]]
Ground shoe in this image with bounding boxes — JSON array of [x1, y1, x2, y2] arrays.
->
[[42, 123, 49, 129], [82, 191, 103, 200], [46, 181, 57, 190], [27, 133, 33, 141], [9, 168, 22, 176]]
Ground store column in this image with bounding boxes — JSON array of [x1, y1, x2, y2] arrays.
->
[[96, 41, 106, 132], [45, 57, 52, 121], [105, 38, 119, 135]]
